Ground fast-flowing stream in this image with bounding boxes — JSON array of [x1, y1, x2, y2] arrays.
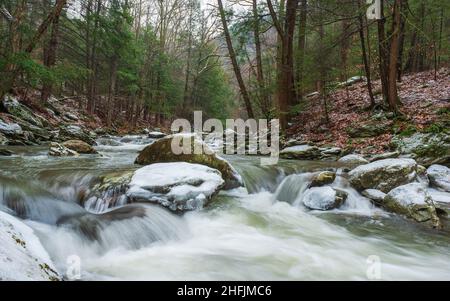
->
[[1, 135, 450, 280]]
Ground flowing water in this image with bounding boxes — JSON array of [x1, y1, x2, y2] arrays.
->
[[1, 135, 450, 280]]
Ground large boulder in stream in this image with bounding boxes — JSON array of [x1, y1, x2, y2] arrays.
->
[[127, 162, 225, 211], [382, 183, 447, 228], [135, 134, 243, 189], [348, 158, 418, 193], [309, 171, 336, 188], [48, 142, 79, 157], [427, 164, 450, 192], [63, 139, 97, 154], [302, 186, 347, 211], [0, 211, 60, 281]]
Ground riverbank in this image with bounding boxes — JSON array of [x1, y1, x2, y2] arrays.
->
[[287, 68, 450, 156]]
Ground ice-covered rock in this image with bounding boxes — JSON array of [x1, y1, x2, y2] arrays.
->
[[348, 158, 417, 193], [301, 186, 346, 211], [338, 154, 369, 164], [362, 189, 386, 205], [383, 183, 446, 228], [135, 134, 243, 189], [126, 162, 225, 211], [0, 211, 60, 281], [427, 164, 450, 192]]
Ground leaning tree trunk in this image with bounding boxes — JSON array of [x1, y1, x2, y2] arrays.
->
[[217, 0, 254, 119]]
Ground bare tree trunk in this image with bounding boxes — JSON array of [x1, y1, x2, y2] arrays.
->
[[357, 0, 375, 107], [295, 0, 307, 102], [107, 57, 118, 127], [397, 0, 408, 82], [377, 0, 389, 105], [41, 0, 64, 101], [217, 0, 254, 119], [252, 0, 270, 117], [387, 0, 403, 112]]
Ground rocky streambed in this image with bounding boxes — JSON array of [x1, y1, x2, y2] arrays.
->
[[0, 131, 450, 280]]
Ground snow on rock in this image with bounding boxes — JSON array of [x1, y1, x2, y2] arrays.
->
[[427, 164, 450, 192], [126, 162, 225, 211], [135, 133, 243, 189], [0, 211, 60, 281], [301, 186, 346, 211], [147, 131, 166, 139], [348, 158, 417, 193], [428, 188, 450, 204], [383, 183, 446, 227], [338, 154, 369, 164], [362, 189, 386, 205]]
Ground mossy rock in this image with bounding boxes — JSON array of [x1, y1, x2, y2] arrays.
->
[[2, 95, 43, 127], [135, 134, 243, 189]]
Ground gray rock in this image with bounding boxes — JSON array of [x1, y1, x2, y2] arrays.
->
[[48, 142, 79, 157], [280, 145, 321, 160], [62, 140, 97, 154], [309, 171, 336, 188], [369, 151, 400, 162], [284, 139, 308, 147], [427, 164, 450, 192], [59, 125, 95, 145], [338, 154, 369, 164], [348, 158, 417, 193], [347, 122, 389, 138], [0, 119, 23, 136], [302, 186, 346, 211], [362, 189, 386, 205], [337, 76, 367, 88], [63, 112, 79, 121], [383, 183, 446, 228]]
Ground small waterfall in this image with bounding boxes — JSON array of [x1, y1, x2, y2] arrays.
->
[[31, 204, 187, 270], [273, 173, 313, 204], [271, 169, 375, 213], [0, 175, 85, 224]]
